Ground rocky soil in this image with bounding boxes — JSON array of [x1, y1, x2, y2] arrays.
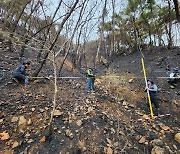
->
[[0, 37, 180, 153]]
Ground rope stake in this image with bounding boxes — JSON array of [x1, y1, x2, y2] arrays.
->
[[131, 114, 170, 123]]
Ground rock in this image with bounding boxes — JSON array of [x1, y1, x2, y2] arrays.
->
[[122, 100, 128, 106], [18, 116, 26, 126], [0, 132, 10, 140], [136, 135, 141, 141], [175, 133, 180, 143], [88, 107, 94, 112], [160, 126, 170, 131], [65, 129, 74, 139], [25, 133, 30, 137], [53, 109, 63, 116], [113, 142, 119, 147], [39, 109, 44, 113], [27, 139, 34, 143], [76, 120, 82, 126], [106, 147, 113, 154], [12, 141, 19, 148], [172, 144, 177, 150], [106, 138, 113, 146], [160, 130, 165, 135], [0, 119, 3, 123], [31, 108, 35, 112], [27, 119, 32, 125], [151, 146, 165, 154], [11, 116, 18, 122], [78, 140, 85, 149], [142, 115, 149, 121], [0, 150, 14, 154], [170, 85, 175, 89], [151, 139, 164, 147], [139, 136, 146, 144], [39, 136, 46, 143], [172, 100, 178, 105], [128, 79, 133, 83]]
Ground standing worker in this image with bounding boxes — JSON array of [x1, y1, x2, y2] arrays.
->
[[12, 60, 30, 86], [145, 79, 160, 116], [85, 68, 95, 92]]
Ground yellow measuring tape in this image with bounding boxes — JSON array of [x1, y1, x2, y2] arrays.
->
[[141, 58, 154, 118]]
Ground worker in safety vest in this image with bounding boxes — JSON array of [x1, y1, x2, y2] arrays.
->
[[12, 60, 30, 86], [85, 68, 95, 92], [145, 79, 160, 116]]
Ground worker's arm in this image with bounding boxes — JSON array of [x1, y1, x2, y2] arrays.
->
[[87, 70, 95, 77]]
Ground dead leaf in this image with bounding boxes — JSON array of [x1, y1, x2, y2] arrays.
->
[[0, 132, 10, 140], [39, 136, 46, 143], [12, 141, 19, 148], [106, 147, 113, 154]]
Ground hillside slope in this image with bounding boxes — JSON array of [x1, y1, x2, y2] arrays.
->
[[0, 44, 180, 153]]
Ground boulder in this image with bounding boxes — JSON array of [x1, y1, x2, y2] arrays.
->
[[175, 133, 180, 143]]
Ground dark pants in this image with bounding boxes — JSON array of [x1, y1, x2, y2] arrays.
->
[[150, 94, 160, 115], [86, 78, 94, 92], [13, 72, 28, 85]]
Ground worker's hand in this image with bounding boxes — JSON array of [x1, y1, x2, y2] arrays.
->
[[145, 87, 150, 91]]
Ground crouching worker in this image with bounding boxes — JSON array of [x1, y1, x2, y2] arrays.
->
[[145, 79, 160, 116], [167, 68, 180, 85], [85, 68, 95, 92], [12, 60, 30, 86]]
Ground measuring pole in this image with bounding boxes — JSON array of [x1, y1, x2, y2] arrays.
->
[[141, 57, 154, 118]]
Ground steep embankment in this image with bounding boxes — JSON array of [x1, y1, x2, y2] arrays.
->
[[0, 39, 180, 154]]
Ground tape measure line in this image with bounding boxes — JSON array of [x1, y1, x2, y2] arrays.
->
[[28, 76, 179, 79]]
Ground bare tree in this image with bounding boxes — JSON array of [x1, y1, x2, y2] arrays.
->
[[32, 0, 80, 77], [95, 0, 107, 69]]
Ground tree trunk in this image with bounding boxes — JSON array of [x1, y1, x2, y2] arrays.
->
[[95, 0, 107, 69], [12, 0, 32, 33], [173, 0, 180, 22], [168, 0, 173, 48]]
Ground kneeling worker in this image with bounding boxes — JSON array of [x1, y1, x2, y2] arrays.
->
[[145, 79, 160, 116], [12, 60, 30, 86]]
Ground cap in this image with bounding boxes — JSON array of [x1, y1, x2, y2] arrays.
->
[[23, 60, 30, 65], [147, 79, 154, 84]]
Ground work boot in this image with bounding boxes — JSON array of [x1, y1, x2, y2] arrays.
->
[[155, 108, 160, 116]]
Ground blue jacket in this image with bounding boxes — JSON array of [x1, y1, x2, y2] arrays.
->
[[14, 64, 26, 75], [148, 84, 158, 97]]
